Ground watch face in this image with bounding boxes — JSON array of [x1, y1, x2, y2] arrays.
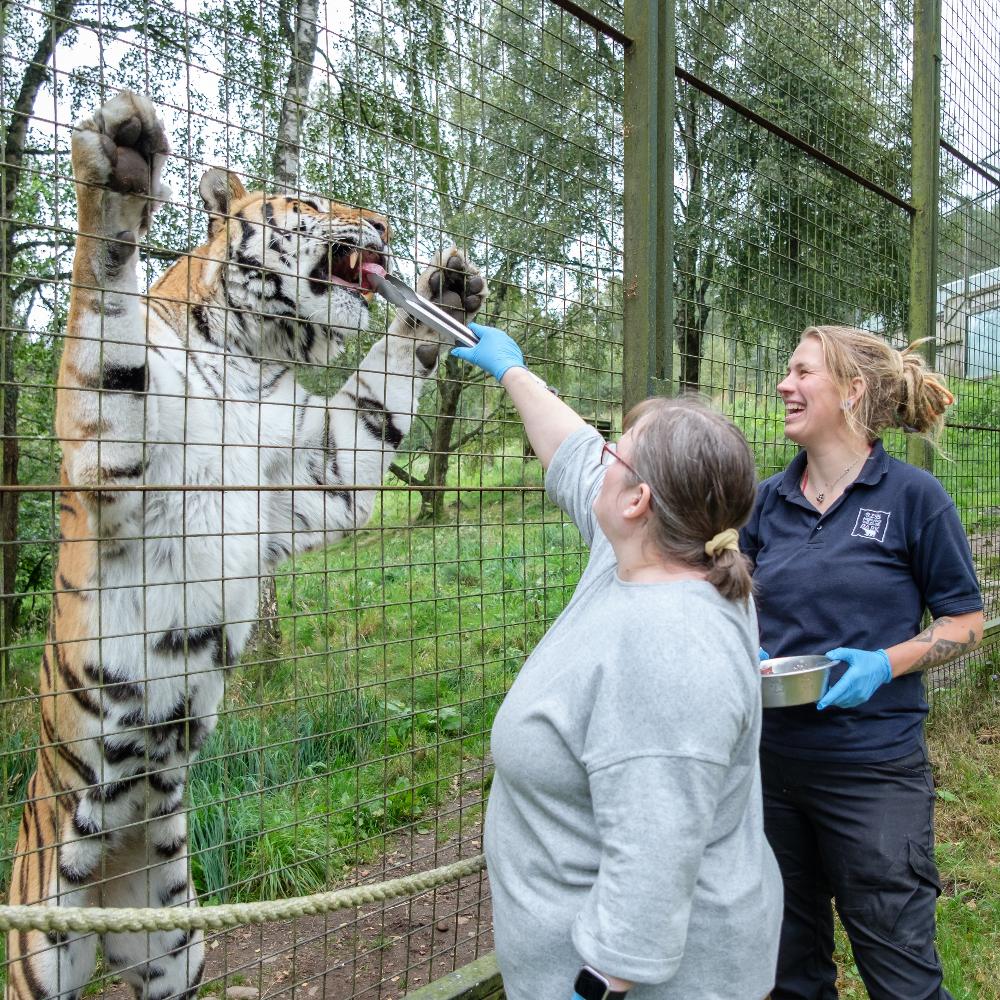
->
[[574, 967, 610, 1000]]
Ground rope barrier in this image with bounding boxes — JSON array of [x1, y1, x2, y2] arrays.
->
[[0, 854, 486, 935]]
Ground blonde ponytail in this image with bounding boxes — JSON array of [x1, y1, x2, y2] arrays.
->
[[896, 343, 954, 437]]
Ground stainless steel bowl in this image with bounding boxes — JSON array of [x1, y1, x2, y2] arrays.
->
[[760, 655, 837, 708]]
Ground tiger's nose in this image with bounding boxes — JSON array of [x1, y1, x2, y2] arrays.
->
[[416, 343, 440, 368]]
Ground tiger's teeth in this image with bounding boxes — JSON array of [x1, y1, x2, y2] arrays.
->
[[348, 251, 359, 274]]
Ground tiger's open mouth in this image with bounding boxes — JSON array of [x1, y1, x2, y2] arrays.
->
[[311, 244, 387, 300]]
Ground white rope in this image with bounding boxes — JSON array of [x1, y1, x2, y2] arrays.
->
[[0, 854, 486, 934]]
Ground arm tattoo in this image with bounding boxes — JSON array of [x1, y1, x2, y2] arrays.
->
[[910, 617, 978, 670], [913, 617, 954, 645]]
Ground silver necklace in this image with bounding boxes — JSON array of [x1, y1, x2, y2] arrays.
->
[[806, 455, 863, 504]]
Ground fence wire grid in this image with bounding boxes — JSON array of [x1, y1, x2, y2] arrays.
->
[[670, 0, 999, 688], [0, 0, 996, 999], [0, 1, 623, 996]]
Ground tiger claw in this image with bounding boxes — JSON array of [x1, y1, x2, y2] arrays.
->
[[418, 249, 488, 329]]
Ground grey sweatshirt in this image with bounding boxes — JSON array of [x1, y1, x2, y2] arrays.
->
[[484, 426, 782, 1000]]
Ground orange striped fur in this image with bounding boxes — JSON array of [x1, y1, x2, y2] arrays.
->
[[5, 90, 486, 1000]]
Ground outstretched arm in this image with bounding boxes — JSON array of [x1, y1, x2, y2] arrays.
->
[[58, 91, 171, 535], [453, 323, 585, 469]]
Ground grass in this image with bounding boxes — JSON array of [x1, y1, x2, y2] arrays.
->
[[1, 422, 997, 991], [832, 651, 1000, 999], [0, 450, 587, 912]]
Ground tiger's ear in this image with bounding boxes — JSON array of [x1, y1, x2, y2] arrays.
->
[[198, 168, 248, 240]]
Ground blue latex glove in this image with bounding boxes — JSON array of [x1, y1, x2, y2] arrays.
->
[[758, 648, 770, 661], [451, 322, 525, 382], [816, 647, 892, 710]]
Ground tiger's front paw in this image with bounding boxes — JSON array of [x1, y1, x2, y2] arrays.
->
[[392, 249, 488, 369], [72, 90, 171, 234], [417, 249, 488, 331]]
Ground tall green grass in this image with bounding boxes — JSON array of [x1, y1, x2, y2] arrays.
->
[[832, 650, 1000, 999], [0, 452, 587, 908]]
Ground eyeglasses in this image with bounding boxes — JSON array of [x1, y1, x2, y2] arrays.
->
[[600, 441, 666, 512], [601, 441, 639, 477]]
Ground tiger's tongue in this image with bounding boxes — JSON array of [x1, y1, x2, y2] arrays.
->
[[361, 262, 387, 291]]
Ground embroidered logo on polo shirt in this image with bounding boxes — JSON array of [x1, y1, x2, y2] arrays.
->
[[852, 508, 891, 543]]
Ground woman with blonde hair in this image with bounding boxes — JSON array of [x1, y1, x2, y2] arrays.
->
[[452, 323, 782, 999], [742, 325, 983, 999]]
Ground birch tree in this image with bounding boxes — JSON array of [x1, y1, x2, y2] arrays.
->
[[272, 0, 320, 193]]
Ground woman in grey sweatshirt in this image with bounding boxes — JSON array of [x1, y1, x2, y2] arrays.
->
[[452, 324, 782, 1000]]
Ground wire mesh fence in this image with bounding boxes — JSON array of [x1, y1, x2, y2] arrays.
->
[[0, 0, 996, 998], [0, 1, 623, 996], [674, 0, 913, 465], [670, 0, 999, 698], [935, 0, 1000, 692]]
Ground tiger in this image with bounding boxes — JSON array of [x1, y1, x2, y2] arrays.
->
[[4, 90, 487, 1000]]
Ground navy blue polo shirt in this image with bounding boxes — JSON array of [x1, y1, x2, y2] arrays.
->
[[741, 440, 982, 762]]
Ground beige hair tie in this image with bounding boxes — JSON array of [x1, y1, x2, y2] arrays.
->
[[705, 528, 739, 558]]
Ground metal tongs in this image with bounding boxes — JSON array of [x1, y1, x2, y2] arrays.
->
[[369, 271, 480, 349]]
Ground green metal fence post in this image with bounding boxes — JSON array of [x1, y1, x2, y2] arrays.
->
[[622, 0, 673, 411], [908, 0, 943, 472]]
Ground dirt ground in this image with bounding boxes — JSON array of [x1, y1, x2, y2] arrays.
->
[[199, 829, 493, 1000], [201, 784, 494, 1000], [100, 787, 494, 1000]]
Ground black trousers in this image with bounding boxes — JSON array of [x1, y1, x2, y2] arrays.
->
[[761, 745, 953, 1000]]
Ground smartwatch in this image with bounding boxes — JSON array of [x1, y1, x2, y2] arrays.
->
[[573, 965, 629, 1000]]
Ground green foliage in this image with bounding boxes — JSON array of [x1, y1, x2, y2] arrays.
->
[[937, 375, 1000, 532], [950, 373, 1000, 428], [0, 461, 579, 907], [674, 0, 913, 390]]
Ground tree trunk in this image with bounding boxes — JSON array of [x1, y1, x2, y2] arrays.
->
[[254, 575, 282, 653], [418, 355, 463, 521], [250, 0, 322, 653], [676, 296, 703, 393], [0, 0, 78, 676], [272, 0, 319, 193], [674, 225, 706, 393]]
